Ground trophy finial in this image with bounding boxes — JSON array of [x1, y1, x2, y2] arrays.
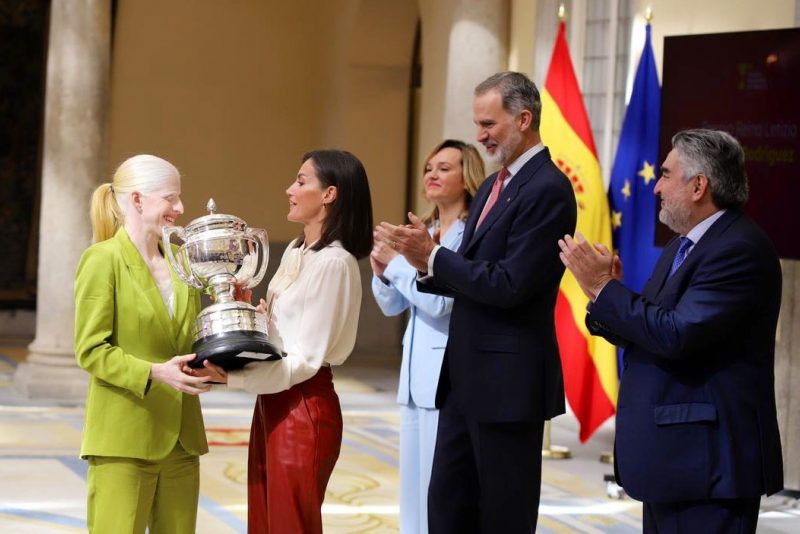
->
[[207, 198, 217, 214]]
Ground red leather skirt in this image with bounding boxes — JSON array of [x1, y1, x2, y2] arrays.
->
[[247, 367, 343, 534]]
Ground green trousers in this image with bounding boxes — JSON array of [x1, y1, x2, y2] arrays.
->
[[86, 442, 200, 534]]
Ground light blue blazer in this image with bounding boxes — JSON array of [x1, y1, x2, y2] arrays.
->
[[372, 220, 465, 408]]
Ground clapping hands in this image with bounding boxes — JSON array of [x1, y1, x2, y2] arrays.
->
[[558, 232, 622, 302], [374, 212, 436, 273]]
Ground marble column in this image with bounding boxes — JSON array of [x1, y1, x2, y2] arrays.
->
[[774, 0, 800, 494], [416, 0, 509, 190], [14, 0, 111, 402], [442, 0, 509, 142], [775, 260, 800, 491]]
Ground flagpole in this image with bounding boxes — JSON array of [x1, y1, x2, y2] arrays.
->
[[600, 5, 658, 473], [542, 420, 572, 459], [542, 2, 573, 463]]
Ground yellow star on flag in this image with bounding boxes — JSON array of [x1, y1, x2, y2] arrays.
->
[[621, 180, 631, 200], [612, 210, 622, 229], [638, 161, 656, 185]]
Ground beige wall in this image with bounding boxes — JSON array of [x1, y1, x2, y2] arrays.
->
[[109, 0, 419, 359], [109, 0, 416, 242], [630, 0, 796, 79], [508, 0, 538, 76]]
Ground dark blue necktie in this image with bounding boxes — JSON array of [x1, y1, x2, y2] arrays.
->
[[669, 237, 694, 277]]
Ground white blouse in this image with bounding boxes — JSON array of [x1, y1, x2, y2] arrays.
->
[[226, 239, 362, 394]]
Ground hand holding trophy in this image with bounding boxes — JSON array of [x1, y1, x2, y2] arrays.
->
[[163, 199, 281, 369]]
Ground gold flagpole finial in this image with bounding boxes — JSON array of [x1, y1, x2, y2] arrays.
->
[[558, 4, 567, 22], [645, 6, 653, 23]]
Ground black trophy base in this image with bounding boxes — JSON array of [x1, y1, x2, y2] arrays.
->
[[191, 331, 282, 370]]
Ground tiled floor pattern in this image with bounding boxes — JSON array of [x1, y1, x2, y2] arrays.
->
[[1, 340, 798, 533]]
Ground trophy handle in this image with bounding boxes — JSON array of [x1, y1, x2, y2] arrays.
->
[[244, 227, 270, 289], [162, 226, 203, 289]]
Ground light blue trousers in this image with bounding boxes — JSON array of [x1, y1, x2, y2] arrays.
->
[[400, 400, 440, 534]]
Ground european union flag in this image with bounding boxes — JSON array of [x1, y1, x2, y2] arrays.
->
[[609, 23, 661, 294]]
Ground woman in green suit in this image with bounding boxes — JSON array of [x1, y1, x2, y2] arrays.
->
[[74, 155, 212, 534]]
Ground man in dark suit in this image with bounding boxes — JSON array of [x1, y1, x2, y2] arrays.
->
[[376, 72, 577, 533], [559, 129, 784, 534]]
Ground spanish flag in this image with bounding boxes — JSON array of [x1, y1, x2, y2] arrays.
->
[[540, 21, 618, 442]]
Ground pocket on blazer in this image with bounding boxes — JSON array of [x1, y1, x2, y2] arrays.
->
[[653, 402, 718, 425], [474, 334, 519, 353]]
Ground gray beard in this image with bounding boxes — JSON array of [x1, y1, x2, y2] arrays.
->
[[658, 202, 691, 235], [485, 128, 524, 166], [485, 150, 505, 165]]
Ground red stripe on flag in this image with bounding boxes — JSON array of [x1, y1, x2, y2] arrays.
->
[[555, 291, 616, 443], [544, 21, 599, 158]]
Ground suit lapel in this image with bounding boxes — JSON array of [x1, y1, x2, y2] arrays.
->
[[647, 209, 743, 299], [170, 272, 189, 336], [464, 148, 551, 255], [116, 228, 177, 351], [669, 209, 741, 282], [440, 219, 466, 250], [644, 236, 679, 299], [163, 241, 190, 336], [459, 180, 491, 253]]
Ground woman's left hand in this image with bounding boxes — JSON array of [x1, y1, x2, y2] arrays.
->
[[371, 237, 399, 265], [255, 298, 268, 317], [183, 360, 228, 384]]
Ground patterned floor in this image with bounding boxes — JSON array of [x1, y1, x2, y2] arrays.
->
[[1, 338, 798, 533]]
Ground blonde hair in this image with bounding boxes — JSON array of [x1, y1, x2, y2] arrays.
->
[[420, 140, 486, 226], [90, 155, 180, 243]]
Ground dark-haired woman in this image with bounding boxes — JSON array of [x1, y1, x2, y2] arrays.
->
[[194, 149, 373, 534]]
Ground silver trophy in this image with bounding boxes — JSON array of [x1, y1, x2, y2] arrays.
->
[[163, 199, 281, 369]]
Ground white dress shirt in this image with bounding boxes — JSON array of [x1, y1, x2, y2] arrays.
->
[[227, 239, 362, 394], [684, 209, 726, 257]]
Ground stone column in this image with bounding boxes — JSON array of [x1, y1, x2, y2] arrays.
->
[[416, 0, 509, 188], [442, 0, 509, 142], [14, 0, 111, 402], [775, 260, 800, 491], [774, 0, 800, 494]]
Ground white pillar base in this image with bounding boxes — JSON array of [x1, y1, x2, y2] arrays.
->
[[14, 362, 88, 404]]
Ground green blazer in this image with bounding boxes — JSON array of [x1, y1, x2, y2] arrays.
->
[[74, 227, 208, 460]]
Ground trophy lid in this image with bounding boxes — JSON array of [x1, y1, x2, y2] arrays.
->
[[182, 198, 248, 237]]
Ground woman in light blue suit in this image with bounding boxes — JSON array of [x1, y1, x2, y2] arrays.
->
[[371, 140, 485, 534]]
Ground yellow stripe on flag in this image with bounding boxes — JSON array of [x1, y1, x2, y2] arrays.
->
[[541, 89, 618, 405]]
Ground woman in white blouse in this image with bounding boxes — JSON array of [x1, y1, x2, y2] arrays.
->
[[195, 150, 373, 534], [370, 140, 485, 534]]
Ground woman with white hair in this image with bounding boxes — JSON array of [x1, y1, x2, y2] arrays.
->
[[73, 154, 211, 534]]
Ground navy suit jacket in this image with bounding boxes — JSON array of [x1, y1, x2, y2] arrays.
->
[[420, 147, 577, 422], [588, 209, 784, 503]]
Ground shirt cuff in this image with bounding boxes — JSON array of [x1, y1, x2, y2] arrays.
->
[[226, 369, 245, 390], [427, 245, 441, 276]]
